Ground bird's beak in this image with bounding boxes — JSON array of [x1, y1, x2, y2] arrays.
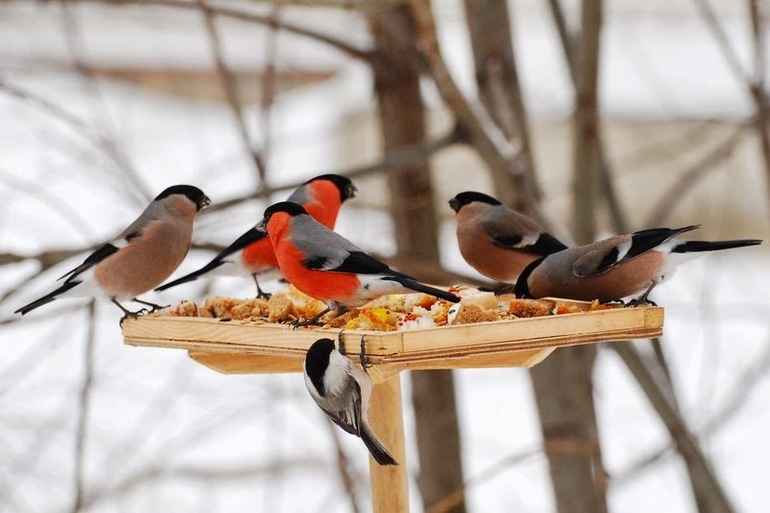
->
[[199, 195, 212, 211], [448, 198, 460, 213], [346, 183, 358, 200]]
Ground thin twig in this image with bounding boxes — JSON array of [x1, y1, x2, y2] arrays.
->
[[205, 126, 461, 213], [424, 446, 542, 513], [407, 0, 540, 218], [645, 124, 748, 227], [0, 79, 148, 206], [77, 0, 373, 61], [611, 343, 736, 512], [199, 0, 266, 180], [325, 420, 363, 513], [72, 299, 96, 513]]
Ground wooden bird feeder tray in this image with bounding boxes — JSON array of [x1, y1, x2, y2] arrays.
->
[[121, 300, 663, 513]]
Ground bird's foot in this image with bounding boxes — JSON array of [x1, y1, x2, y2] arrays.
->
[[132, 298, 169, 313], [119, 308, 150, 325], [256, 291, 272, 300], [291, 314, 326, 329], [359, 335, 371, 373], [488, 283, 517, 296], [625, 297, 657, 308]]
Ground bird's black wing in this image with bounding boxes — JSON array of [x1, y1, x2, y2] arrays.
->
[[58, 243, 119, 281]]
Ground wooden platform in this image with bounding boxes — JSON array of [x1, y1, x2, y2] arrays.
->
[[120, 300, 663, 513], [121, 302, 663, 383]]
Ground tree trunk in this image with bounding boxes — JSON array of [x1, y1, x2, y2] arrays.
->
[[463, 1, 608, 511], [367, 7, 467, 513]]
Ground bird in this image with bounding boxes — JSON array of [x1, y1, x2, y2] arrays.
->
[[304, 336, 397, 466], [449, 191, 568, 283], [259, 201, 460, 324], [155, 174, 357, 298], [15, 185, 211, 317], [514, 225, 762, 304]]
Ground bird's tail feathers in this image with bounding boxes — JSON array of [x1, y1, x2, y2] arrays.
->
[[673, 239, 762, 253], [361, 424, 398, 466], [155, 260, 226, 292], [384, 276, 459, 303], [14, 281, 80, 315]]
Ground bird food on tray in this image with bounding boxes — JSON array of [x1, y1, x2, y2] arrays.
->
[[158, 284, 619, 331]]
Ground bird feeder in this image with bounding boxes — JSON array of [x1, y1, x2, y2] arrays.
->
[[121, 300, 663, 513]]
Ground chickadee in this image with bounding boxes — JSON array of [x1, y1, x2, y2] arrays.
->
[[15, 185, 211, 317], [303, 337, 398, 466]]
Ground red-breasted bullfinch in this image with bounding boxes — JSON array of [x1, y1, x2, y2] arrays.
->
[[155, 174, 357, 298], [304, 337, 397, 466], [449, 191, 568, 283], [515, 225, 762, 304], [15, 185, 211, 317], [259, 201, 460, 323]]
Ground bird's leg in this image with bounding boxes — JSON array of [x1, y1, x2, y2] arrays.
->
[[359, 335, 371, 374], [336, 329, 346, 354], [489, 283, 517, 296], [252, 274, 272, 299], [132, 297, 168, 312], [114, 298, 146, 323], [292, 307, 331, 328], [626, 281, 658, 307]]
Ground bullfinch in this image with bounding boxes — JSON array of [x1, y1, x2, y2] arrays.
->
[[515, 225, 762, 304], [156, 174, 357, 298], [449, 191, 568, 283], [259, 201, 460, 323], [15, 185, 211, 317], [304, 337, 397, 466]]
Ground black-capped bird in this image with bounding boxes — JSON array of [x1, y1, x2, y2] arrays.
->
[[259, 201, 459, 324], [156, 174, 356, 298], [449, 191, 567, 283], [15, 185, 211, 317], [515, 225, 762, 304], [304, 337, 397, 466]]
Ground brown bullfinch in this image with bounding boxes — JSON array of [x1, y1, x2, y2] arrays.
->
[[259, 201, 460, 323], [304, 337, 397, 466], [515, 225, 762, 304], [15, 185, 211, 317], [449, 191, 568, 283], [155, 174, 357, 298]]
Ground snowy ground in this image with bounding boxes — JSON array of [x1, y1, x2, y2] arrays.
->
[[1, 2, 769, 512]]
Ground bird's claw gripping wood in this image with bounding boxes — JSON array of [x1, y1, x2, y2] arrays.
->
[[132, 298, 169, 313]]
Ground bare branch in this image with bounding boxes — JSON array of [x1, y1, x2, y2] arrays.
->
[[612, 343, 736, 512], [407, 0, 540, 218], [205, 126, 461, 214], [72, 299, 96, 513], [325, 420, 364, 513], [645, 124, 748, 227], [198, 0, 267, 182], [424, 446, 542, 513], [79, 0, 373, 61]]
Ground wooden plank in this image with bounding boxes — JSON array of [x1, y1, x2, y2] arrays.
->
[[121, 304, 664, 376], [368, 375, 409, 513]]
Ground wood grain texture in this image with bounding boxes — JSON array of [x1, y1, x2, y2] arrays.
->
[[121, 303, 663, 382], [368, 375, 409, 513]]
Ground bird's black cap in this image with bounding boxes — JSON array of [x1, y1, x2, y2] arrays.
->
[[155, 185, 211, 211], [306, 174, 358, 202], [449, 191, 502, 213], [304, 338, 336, 396]]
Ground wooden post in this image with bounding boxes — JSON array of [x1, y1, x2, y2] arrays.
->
[[368, 373, 409, 513]]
